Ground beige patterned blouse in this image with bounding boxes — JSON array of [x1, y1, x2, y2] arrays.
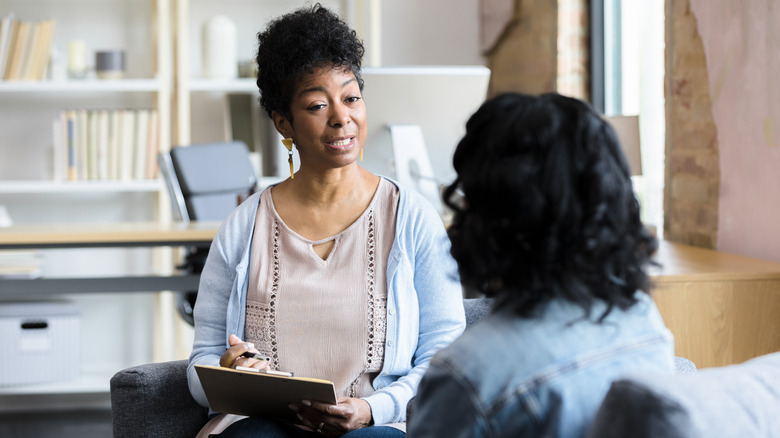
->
[[245, 179, 399, 398]]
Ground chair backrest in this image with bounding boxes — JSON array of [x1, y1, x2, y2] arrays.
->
[[159, 141, 258, 325], [587, 352, 780, 437], [159, 141, 258, 222]]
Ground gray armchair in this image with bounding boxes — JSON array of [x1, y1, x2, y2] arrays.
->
[[110, 298, 699, 438], [110, 360, 208, 438], [110, 298, 494, 437]]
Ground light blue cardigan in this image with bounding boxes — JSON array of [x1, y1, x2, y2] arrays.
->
[[187, 178, 466, 425]]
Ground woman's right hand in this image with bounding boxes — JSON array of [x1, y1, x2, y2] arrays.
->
[[219, 334, 271, 371]]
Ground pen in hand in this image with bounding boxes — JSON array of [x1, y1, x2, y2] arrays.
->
[[240, 351, 271, 361], [236, 352, 294, 376]]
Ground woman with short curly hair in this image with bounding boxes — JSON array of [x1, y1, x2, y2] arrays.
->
[[255, 5, 365, 124], [409, 92, 675, 437], [188, 4, 465, 438]]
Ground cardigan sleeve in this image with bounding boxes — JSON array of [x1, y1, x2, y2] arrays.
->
[[364, 184, 466, 424], [187, 194, 260, 407]]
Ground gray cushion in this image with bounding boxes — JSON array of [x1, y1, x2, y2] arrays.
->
[[588, 352, 780, 437], [110, 360, 208, 438]]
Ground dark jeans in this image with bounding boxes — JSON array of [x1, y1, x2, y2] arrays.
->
[[218, 418, 405, 438]]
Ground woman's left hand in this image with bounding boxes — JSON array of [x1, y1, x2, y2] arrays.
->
[[290, 396, 372, 437]]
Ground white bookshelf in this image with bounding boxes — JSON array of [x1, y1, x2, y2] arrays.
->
[[0, 0, 172, 184], [0, 0, 172, 408], [0, 367, 119, 412], [0, 368, 113, 396], [187, 77, 254, 92], [0, 179, 161, 194], [0, 79, 162, 93]]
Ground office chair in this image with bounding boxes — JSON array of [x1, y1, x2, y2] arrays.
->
[[158, 141, 258, 325]]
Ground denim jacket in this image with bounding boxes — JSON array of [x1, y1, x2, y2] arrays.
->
[[408, 292, 674, 437], [187, 178, 466, 425]]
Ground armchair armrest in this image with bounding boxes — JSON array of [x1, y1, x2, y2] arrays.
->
[[110, 359, 209, 438]]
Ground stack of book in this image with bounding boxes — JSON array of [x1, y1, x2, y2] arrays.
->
[[0, 250, 42, 279], [0, 13, 57, 81], [52, 108, 161, 182]]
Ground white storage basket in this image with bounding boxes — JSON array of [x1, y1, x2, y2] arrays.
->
[[0, 301, 81, 386]]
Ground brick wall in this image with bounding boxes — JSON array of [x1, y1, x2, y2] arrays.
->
[[664, 0, 720, 248], [485, 1, 724, 248], [557, 0, 589, 101], [484, 0, 558, 97], [483, 0, 589, 100]]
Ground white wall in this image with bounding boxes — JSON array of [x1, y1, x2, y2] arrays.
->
[[187, 0, 484, 75], [379, 0, 484, 67]]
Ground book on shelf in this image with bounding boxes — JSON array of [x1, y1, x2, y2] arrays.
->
[[0, 12, 17, 77], [0, 250, 43, 279], [87, 110, 98, 180], [52, 108, 160, 182], [0, 14, 55, 81], [145, 109, 160, 179], [31, 20, 57, 81], [97, 109, 109, 180], [51, 114, 64, 181], [108, 110, 121, 180], [76, 109, 88, 180], [134, 109, 149, 180], [119, 109, 135, 181], [17, 19, 37, 80], [65, 110, 76, 181], [4, 19, 28, 81]]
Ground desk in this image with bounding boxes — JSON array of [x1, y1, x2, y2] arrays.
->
[[652, 241, 780, 368], [0, 221, 220, 295]]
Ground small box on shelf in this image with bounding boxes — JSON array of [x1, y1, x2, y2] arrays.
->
[[0, 301, 81, 387]]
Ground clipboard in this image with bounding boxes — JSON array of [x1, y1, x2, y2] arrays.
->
[[195, 365, 337, 424]]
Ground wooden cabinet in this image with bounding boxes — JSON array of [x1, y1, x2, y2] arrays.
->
[[652, 241, 780, 369]]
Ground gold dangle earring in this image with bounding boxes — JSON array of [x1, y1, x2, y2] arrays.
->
[[282, 138, 294, 179], [360, 147, 363, 162]]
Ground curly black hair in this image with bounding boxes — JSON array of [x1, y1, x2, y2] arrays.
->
[[443, 92, 658, 321], [255, 3, 365, 122]]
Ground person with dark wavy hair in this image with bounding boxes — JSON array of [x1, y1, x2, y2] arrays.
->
[[187, 4, 465, 438], [408, 93, 675, 437]]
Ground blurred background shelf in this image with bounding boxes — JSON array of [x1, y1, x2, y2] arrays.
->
[[0, 79, 162, 93], [187, 77, 254, 92], [0, 180, 161, 194]]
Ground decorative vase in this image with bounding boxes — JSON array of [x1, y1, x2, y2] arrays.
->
[[201, 15, 237, 79]]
